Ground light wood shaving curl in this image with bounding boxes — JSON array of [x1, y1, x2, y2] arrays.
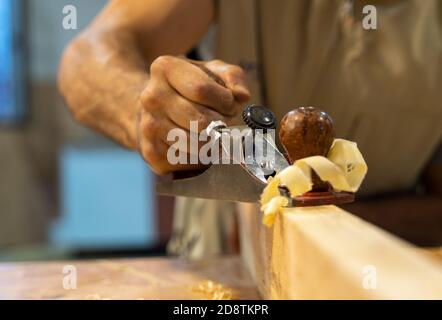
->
[[191, 280, 233, 300]]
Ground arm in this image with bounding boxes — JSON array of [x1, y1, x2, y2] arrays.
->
[[59, 0, 214, 149], [58, 0, 250, 174]]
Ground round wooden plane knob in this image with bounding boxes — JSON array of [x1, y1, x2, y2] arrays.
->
[[279, 106, 335, 164], [278, 107, 354, 206], [279, 107, 335, 192]]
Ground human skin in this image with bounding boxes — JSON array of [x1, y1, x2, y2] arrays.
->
[[58, 0, 250, 175]]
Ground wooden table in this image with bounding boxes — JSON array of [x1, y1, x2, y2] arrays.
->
[[0, 256, 260, 300]]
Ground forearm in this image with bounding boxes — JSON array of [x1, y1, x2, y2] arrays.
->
[[58, 0, 215, 151], [58, 29, 149, 150]]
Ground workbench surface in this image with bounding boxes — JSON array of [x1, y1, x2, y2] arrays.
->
[[0, 256, 260, 300]]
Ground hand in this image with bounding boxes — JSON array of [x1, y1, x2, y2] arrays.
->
[[137, 56, 250, 175]]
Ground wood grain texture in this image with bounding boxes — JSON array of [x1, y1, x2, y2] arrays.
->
[[238, 204, 442, 299], [0, 256, 259, 300]]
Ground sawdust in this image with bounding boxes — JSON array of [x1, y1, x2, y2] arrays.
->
[[191, 280, 233, 300]]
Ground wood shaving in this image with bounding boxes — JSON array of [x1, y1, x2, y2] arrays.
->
[[261, 139, 367, 227], [191, 280, 233, 300]]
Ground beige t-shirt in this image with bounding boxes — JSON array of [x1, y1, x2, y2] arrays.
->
[[217, 0, 442, 194]]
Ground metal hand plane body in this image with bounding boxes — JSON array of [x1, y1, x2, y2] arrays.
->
[[157, 106, 289, 203], [156, 105, 355, 207]]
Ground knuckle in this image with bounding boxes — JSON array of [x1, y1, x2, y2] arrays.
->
[[150, 55, 173, 73], [139, 89, 151, 106], [152, 55, 172, 67], [140, 87, 161, 109], [228, 65, 245, 76]]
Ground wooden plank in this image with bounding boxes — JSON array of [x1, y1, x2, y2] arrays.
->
[[238, 204, 442, 299], [422, 247, 442, 264], [0, 256, 259, 300]]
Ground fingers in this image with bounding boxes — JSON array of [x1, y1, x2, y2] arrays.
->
[[152, 115, 207, 152], [204, 60, 251, 104], [151, 56, 237, 116], [141, 75, 229, 132], [141, 69, 234, 131], [137, 110, 209, 175], [138, 55, 252, 175], [139, 137, 205, 175], [188, 58, 251, 104], [186, 59, 227, 87], [165, 94, 228, 132]]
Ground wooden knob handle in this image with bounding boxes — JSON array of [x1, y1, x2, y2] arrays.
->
[[279, 107, 335, 164]]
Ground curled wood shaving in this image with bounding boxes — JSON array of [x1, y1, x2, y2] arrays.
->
[[191, 280, 233, 300], [261, 139, 367, 227]]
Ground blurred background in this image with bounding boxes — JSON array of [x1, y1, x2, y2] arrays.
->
[[0, 0, 173, 262]]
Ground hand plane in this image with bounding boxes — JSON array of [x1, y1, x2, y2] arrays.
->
[[156, 105, 355, 207]]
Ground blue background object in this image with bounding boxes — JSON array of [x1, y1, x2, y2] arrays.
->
[[51, 147, 157, 249], [0, 0, 15, 120], [0, 0, 25, 123]]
